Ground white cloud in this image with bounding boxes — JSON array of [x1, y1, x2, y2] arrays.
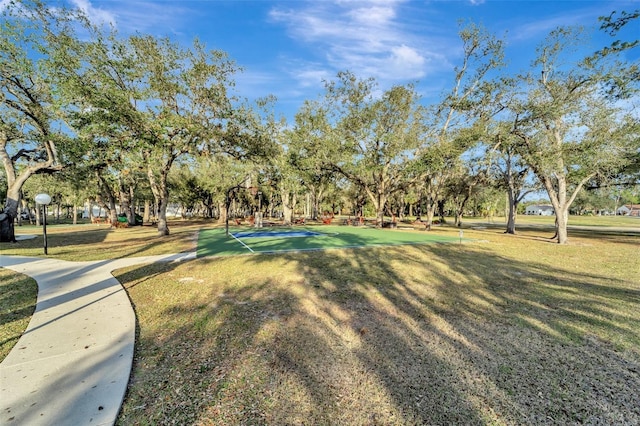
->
[[268, 1, 440, 83], [65, 0, 190, 36], [70, 0, 116, 26], [389, 44, 426, 76], [347, 5, 396, 25], [293, 68, 334, 88], [112, 3, 188, 36]]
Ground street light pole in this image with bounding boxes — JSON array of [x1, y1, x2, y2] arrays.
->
[[35, 193, 52, 255]]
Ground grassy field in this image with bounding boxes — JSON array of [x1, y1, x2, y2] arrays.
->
[[2, 221, 201, 261], [509, 214, 639, 228], [2, 217, 639, 425]]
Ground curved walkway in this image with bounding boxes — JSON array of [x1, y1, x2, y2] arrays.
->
[[0, 252, 195, 426]]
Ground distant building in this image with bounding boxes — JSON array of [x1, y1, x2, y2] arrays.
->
[[525, 205, 555, 216], [616, 204, 640, 216]]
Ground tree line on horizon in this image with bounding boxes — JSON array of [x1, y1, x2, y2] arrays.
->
[[1, 0, 638, 244]]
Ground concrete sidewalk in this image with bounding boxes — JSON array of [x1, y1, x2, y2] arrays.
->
[[0, 252, 195, 426]]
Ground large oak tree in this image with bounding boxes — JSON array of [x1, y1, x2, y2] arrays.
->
[[510, 27, 638, 244], [325, 72, 425, 226], [0, 0, 80, 241]]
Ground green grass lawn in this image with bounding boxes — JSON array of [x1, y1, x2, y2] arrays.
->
[[115, 224, 639, 425], [2, 218, 639, 425], [2, 220, 201, 261], [501, 214, 640, 228], [198, 225, 463, 257]]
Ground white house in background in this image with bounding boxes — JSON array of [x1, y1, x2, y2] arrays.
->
[[617, 205, 631, 215], [526, 204, 555, 216], [616, 204, 640, 216]]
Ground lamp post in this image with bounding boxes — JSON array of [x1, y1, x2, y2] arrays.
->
[[35, 193, 52, 255]]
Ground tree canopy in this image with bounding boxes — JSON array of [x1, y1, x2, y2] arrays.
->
[[1, 1, 638, 244]]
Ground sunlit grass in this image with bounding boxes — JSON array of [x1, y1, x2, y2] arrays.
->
[[115, 227, 640, 425], [2, 220, 203, 261], [503, 213, 639, 228], [2, 217, 639, 424]]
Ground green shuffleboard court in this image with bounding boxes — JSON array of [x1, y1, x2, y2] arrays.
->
[[197, 225, 464, 257]]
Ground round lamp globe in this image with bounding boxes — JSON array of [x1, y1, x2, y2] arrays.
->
[[35, 193, 52, 205]]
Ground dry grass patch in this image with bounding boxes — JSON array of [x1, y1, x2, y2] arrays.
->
[[115, 229, 640, 425], [1, 220, 202, 261]]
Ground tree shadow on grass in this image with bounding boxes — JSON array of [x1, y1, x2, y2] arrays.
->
[[2, 226, 198, 260], [1, 228, 112, 253], [402, 243, 640, 423], [477, 223, 640, 247], [116, 234, 640, 425], [246, 240, 639, 424]]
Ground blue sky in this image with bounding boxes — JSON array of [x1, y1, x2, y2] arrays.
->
[[50, 1, 640, 120]]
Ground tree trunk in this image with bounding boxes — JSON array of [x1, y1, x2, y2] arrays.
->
[[106, 199, 117, 225], [128, 184, 136, 225], [281, 190, 296, 225], [268, 193, 275, 219], [95, 172, 118, 225], [311, 192, 318, 220], [157, 196, 170, 236], [143, 199, 151, 223], [0, 186, 20, 242], [1, 129, 63, 241], [144, 148, 179, 236], [118, 179, 136, 225], [120, 191, 130, 223], [539, 173, 576, 245], [35, 203, 41, 226], [424, 193, 437, 230], [150, 182, 170, 235], [555, 208, 569, 245], [505, 188, 517, 234], [218, 201, 227, 224], [362, 185, 385, 227], [376, 191, 387, 227], [147, 166, 170, 236], [310, 185, 325, 221], [437, 199, 446, 223], [454, 194, 470, 227]]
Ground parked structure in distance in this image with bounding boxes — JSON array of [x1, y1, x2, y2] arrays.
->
[[525, 205, 555, 216], [616, 204, 640, 216]]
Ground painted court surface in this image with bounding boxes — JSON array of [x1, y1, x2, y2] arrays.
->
[[197, 225, 462, 257]]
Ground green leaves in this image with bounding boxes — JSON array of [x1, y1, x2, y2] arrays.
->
[[506, 22, 639, 243]]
